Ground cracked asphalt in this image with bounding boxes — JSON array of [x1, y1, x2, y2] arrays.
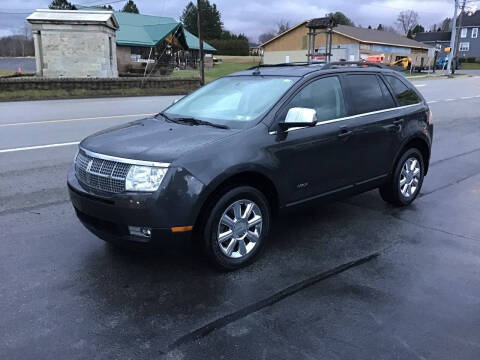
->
[[1, 75, 479, 359]]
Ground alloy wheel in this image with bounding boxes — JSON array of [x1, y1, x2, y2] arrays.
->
[[217, 199, 263, 259], [399, 157, 421, 198]]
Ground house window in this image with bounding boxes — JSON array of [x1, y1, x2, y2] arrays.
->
[[459, 42, 470, 51], [460, 28, 467, 38], [472, 28, 478, 39]]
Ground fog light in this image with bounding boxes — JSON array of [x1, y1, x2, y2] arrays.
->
[[128, 226, 152, 238]]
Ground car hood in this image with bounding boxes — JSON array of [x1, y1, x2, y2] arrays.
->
[[80, 117, 239, 164]]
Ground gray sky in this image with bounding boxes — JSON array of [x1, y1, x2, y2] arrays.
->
[[0, 0, 468, 41]]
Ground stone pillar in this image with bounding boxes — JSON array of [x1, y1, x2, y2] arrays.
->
[[32, 29, 43, 76]]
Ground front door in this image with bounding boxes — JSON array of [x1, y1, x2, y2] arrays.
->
[[267, 75, 355, 205]]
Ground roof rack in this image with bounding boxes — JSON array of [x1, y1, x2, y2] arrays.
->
[[322, 61, 385, 69], [247, 61, 325, 70]]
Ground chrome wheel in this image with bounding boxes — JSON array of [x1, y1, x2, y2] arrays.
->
[[399, 157, 421, 198], [217, 199, 263, 259]]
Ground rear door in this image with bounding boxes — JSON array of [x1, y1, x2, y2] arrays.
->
[[382, 74, 425, 153], [341, 72, 399, 183]]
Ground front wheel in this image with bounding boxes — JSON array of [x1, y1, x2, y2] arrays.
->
[[379, 148, 425, 206], [203, 186, 270, 270]]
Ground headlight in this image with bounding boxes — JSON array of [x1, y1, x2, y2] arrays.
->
[[125, 165, 168, 192]]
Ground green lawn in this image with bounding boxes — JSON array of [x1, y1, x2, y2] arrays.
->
[[0, 69, 16, 77], [172, 55, 261, 83], [460, 63, 480, 70]]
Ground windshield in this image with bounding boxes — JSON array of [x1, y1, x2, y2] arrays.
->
[[164, 76, 297, 128]]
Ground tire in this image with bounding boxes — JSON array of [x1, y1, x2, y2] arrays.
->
[[379, 148, 425, 206], [203, 186, 270, 270]]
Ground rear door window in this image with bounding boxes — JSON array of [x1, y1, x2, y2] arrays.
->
[[384, 75, 421, 106], [282, 76, 346, 123], [344, 74, 394, 114], [378, 76, 396, 108]]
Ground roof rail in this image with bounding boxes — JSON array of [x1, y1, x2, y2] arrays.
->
[[322, 61, 385, 69], [247, 61, 325, 70]]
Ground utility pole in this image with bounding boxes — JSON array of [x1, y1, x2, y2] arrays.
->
[[196, 0, 205, 85], [451, 0, 467, 74], [447, 0, 459, 73]]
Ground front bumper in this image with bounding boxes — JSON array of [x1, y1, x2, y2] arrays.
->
[[67, 167, 204, 246]]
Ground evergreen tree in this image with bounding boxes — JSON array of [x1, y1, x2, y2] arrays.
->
[[49, 0, 76, 10], [411, 24, 425, 35], [327, 12, 354, 26], [122, 0, 139, 14], [180, 0, 223, 40]]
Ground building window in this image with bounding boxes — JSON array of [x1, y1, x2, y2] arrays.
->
[[459, 42, 470, 51], [460, 28, 467, 38], [472, 28, 478, 39]]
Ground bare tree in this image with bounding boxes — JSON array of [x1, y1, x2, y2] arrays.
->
[[20, 22, 32, 40], [258, 31, 276, 44], [441, 17, 452, 31], [396, 10, 419, 35], [276, 19, 290, 35]]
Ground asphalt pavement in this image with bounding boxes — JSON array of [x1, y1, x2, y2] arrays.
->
[[1, 75, 479, 359]]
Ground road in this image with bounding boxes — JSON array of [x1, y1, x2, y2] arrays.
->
[[1, 76, 480, 359]]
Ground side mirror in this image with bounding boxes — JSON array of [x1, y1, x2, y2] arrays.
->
[[172, 98, 179, 104], [278, 107, 317, 131]]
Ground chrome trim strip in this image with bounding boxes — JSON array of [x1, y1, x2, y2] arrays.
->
[[269, 103, 422, 135], [285, 173, 388, 207], [80, 147, 171, 168]]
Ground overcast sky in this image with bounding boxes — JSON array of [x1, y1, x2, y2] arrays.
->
[[0, 0, 468, 41]]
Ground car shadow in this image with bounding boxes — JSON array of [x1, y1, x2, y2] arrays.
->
[[75, 191, 400, 350]]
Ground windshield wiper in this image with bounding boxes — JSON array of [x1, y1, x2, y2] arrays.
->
[[155, 112, 178, 123], [174, 117, 229, 129]]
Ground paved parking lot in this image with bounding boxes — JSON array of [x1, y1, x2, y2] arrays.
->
[[1, 76, 480, 359]]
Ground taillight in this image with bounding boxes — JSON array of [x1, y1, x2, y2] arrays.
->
[[428, 109, 433, 124]]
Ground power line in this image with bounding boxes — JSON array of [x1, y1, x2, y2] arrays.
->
[[0, 11, 32, 15]]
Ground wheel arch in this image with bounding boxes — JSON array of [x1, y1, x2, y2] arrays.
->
[[393, 136, 431, 175], [192, 170, 280, 234]]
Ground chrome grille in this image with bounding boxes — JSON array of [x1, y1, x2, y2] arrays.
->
[[75, 151, 131, 194]]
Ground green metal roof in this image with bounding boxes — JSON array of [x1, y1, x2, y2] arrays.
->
[[183, 29, 216, 51], [114, 11, 215, 51]]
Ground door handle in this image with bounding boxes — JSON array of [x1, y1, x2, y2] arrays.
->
[[338, 128, 353, 138]]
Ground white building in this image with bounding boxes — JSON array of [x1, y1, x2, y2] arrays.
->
[[27, 10, 119, 78]]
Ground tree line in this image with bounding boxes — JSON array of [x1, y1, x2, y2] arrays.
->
[[0, 24, 34, 57], [180, 0, 250, 55]]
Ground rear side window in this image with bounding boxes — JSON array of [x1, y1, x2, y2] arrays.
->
[[344, 74, 394, 114], [283, 76, 346, 122], [384, 75, 421, 106]]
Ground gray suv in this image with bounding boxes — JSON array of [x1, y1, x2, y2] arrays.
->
[[68, 62, 433, 269]]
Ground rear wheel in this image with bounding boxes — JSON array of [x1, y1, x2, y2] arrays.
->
[[203, 186, 270, 270], [379, 148, 424, 206]]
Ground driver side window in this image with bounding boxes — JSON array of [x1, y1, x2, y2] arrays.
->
[[283, 76, 346, 123]]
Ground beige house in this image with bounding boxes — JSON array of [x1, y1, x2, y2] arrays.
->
[[261, 22, 430, 67], [27, 9, 119, 78]]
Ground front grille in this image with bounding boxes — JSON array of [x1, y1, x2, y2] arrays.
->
[[75, 150, 131, 194]]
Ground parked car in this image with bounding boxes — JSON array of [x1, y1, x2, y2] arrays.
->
[[437, 56, 449, 69], [68, 62, 433, 270]]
